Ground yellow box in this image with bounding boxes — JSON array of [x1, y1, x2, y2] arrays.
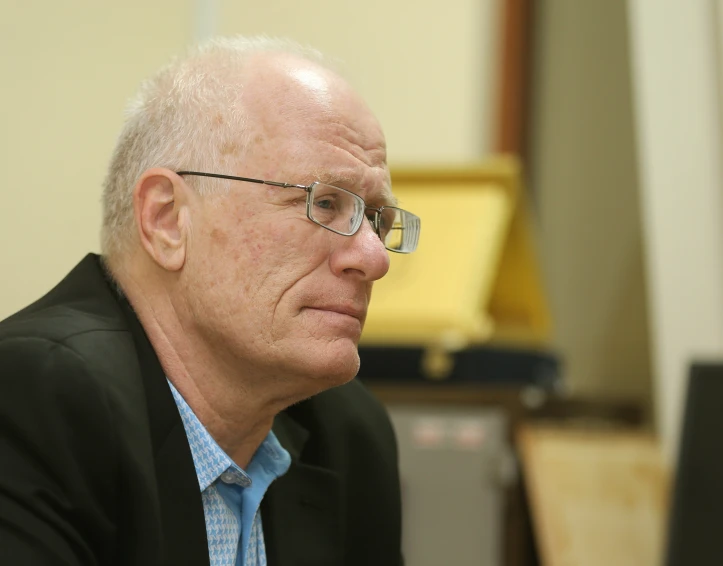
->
[[362, 156, 551, 349]]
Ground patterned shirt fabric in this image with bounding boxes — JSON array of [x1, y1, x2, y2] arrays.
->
[[168, 381, 291, 566]]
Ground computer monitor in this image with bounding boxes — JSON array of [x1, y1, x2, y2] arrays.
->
[[666, 362, 723, 565]]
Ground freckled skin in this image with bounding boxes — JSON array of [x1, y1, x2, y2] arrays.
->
[[177, 54, 392, 403], [219, 142, 241, 156]]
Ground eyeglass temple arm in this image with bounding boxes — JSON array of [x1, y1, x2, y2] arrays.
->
[[263, 180, 310, 190], [176, 171, 309, 190]]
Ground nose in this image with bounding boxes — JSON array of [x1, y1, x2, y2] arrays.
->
[[329, 217, 390, 281]]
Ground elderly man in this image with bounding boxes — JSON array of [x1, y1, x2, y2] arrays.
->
[[0, 36, 419, 566]]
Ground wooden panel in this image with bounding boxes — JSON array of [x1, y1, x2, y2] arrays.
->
[[496, 0, 533, 158], [518, 425, 668, 566]]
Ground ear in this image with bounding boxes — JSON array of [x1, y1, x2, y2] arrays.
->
[[133, 168, 193, 271]]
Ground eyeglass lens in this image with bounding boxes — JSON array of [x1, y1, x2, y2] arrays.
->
[[309, 183, 419, 253], [380, 208, 420, 253], [309, 183, 365, 236]]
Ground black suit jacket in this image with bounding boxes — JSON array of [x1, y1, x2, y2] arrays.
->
[[0, 255, 403, 566]]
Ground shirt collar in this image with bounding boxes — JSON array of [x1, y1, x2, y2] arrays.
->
[[167, 380, 290, 492]]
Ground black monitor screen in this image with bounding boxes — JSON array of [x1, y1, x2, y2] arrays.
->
[[666, 362, 723, 566]]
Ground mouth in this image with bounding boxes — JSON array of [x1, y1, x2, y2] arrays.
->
[[307, 305, 366, 322]]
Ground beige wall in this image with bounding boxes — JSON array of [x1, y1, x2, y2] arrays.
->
[[0, 1, 190, 318], [529, 2, 653, 405], [0, 0, 501, 319], [217, 0, 501, 165]]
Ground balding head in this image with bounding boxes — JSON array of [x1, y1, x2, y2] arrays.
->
[[230, 53, 392, 202], [101, 36, 349, 263]]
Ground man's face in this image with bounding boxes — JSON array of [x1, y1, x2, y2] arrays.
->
[[180, 58, 392, 400]]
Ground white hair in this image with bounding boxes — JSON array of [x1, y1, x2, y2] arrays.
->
[[100, 35, 330, 261]]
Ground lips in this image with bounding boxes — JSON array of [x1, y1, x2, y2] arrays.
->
[[309, 305, 366, 321]]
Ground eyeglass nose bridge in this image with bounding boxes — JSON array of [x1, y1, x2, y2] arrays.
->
[[362, 205, 385, 239]]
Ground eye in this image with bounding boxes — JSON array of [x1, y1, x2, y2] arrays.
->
[[315, 197, 336, 210]]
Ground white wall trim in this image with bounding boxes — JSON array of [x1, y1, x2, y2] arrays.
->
[[627, 0, 723, 463]]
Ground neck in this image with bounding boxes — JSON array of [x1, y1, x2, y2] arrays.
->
[[115, 262, 284, 469]]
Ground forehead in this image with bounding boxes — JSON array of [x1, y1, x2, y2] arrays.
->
[[237, 55, 394, 204]]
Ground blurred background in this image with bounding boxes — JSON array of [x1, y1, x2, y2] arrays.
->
[[2, 1, 723, 565]]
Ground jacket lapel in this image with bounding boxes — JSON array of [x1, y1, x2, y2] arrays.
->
[[264, 412, 344, 566], [120, 296, 210, 566]]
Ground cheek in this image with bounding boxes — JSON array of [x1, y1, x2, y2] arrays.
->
[[206, 208, 271, 263], [231, 227, 266, 265], [196, 209, 330, 300], [260, 220, 328, 263]]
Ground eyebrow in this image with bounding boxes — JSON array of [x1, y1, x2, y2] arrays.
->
[[379, 192, 399, 208]]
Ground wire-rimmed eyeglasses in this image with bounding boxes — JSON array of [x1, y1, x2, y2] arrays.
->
[[176, 171, 420, 253]]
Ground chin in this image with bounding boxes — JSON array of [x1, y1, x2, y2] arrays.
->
[[297, 341, 361, 391]]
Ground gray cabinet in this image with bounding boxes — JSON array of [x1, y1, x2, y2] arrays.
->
[[388, 405, 514, 566]]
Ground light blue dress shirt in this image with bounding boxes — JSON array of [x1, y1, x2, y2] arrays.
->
[[168, 381, 291, 566]]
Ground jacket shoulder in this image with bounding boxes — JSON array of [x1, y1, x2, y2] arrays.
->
[[0, 335, 120, 563]]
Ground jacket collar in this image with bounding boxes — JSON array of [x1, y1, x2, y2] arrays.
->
[[264, 412, 344, 566]]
